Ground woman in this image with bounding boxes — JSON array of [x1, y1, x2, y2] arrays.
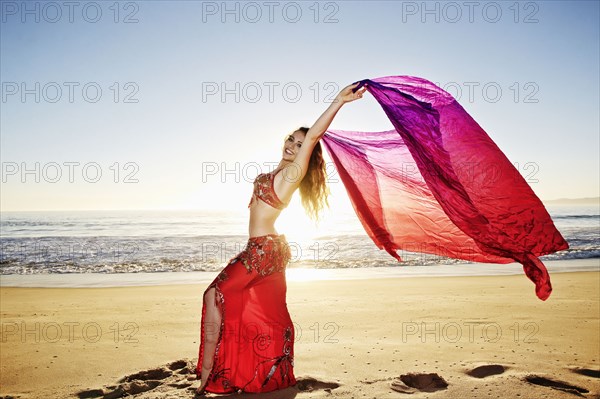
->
[[195, 82, 367, 395]]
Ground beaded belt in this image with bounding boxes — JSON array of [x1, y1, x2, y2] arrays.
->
[[229, 234, 292, 276]]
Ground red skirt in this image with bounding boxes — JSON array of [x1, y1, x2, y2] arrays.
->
[[196, 233, 297, 393]]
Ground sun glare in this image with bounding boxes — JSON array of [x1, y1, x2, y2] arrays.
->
[[276, 201, 322, 243]]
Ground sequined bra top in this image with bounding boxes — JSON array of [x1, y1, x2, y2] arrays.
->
[[248, 169, 289, 210]]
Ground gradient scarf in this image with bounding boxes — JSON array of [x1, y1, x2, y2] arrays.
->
[[321, 76, 568, 300]]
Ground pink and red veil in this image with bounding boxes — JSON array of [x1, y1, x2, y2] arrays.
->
[[321, 76, 568, 301]]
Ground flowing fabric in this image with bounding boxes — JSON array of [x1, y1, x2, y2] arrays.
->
[[196, 233, 296, 393], [321, 76, 568, 301]]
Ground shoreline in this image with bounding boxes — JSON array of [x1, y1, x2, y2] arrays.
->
[[0, 258, 598, 288]]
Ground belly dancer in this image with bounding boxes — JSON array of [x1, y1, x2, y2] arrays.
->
[[195, 82, 367, 395]]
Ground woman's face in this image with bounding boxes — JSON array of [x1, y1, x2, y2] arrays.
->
[[282, 131, 305, 161]]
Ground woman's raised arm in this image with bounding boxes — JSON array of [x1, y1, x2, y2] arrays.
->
[[289, 82, 368, 181], [304, 82, 367, 143]]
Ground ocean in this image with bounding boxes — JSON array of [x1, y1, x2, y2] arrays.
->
[[1, 205, 598, 276]]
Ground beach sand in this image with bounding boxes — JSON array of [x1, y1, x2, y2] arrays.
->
[[1, 267, 599, 398]]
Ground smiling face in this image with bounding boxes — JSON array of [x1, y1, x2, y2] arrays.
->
[[282, 130, 305, 161]]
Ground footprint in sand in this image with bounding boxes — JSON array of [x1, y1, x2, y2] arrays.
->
[[295, 376, 341, 393], [524, 374, 590, 397], [118, 367, 173, 382], [390, 372, 449, 394], [76, 358, 195, 398], [76, 361, 340, 398], [466, 364, 507, 378], [572, 367, 600, 379]]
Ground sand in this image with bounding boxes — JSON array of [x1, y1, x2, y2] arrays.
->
[[1, 267, 599, 398]]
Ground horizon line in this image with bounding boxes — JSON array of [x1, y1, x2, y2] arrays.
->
[[1, 197, 598, 213]]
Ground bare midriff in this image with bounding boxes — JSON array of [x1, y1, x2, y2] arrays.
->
[[248, 201, 282, 238]]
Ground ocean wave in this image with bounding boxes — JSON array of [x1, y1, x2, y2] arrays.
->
[[553, 214, 600, 219], [1, 209, 598, 275], [1, 248, 598, 275]]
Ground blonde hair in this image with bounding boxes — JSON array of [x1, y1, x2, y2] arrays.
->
[[292, 127, 330, 222]]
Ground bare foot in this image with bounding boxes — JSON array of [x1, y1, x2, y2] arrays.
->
[[195, 384, 207, 396], [195, 365, 212, 396]]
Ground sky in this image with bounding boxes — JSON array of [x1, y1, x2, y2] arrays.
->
[[1, 0, 599, 214]]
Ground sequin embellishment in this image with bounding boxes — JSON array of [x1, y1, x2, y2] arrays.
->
[[248, 169, 289, 210], [232, 234, 292, 276]]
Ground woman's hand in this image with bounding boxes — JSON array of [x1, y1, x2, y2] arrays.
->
[[302, 81, 367, 149], [335, 82, 368, 104]]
